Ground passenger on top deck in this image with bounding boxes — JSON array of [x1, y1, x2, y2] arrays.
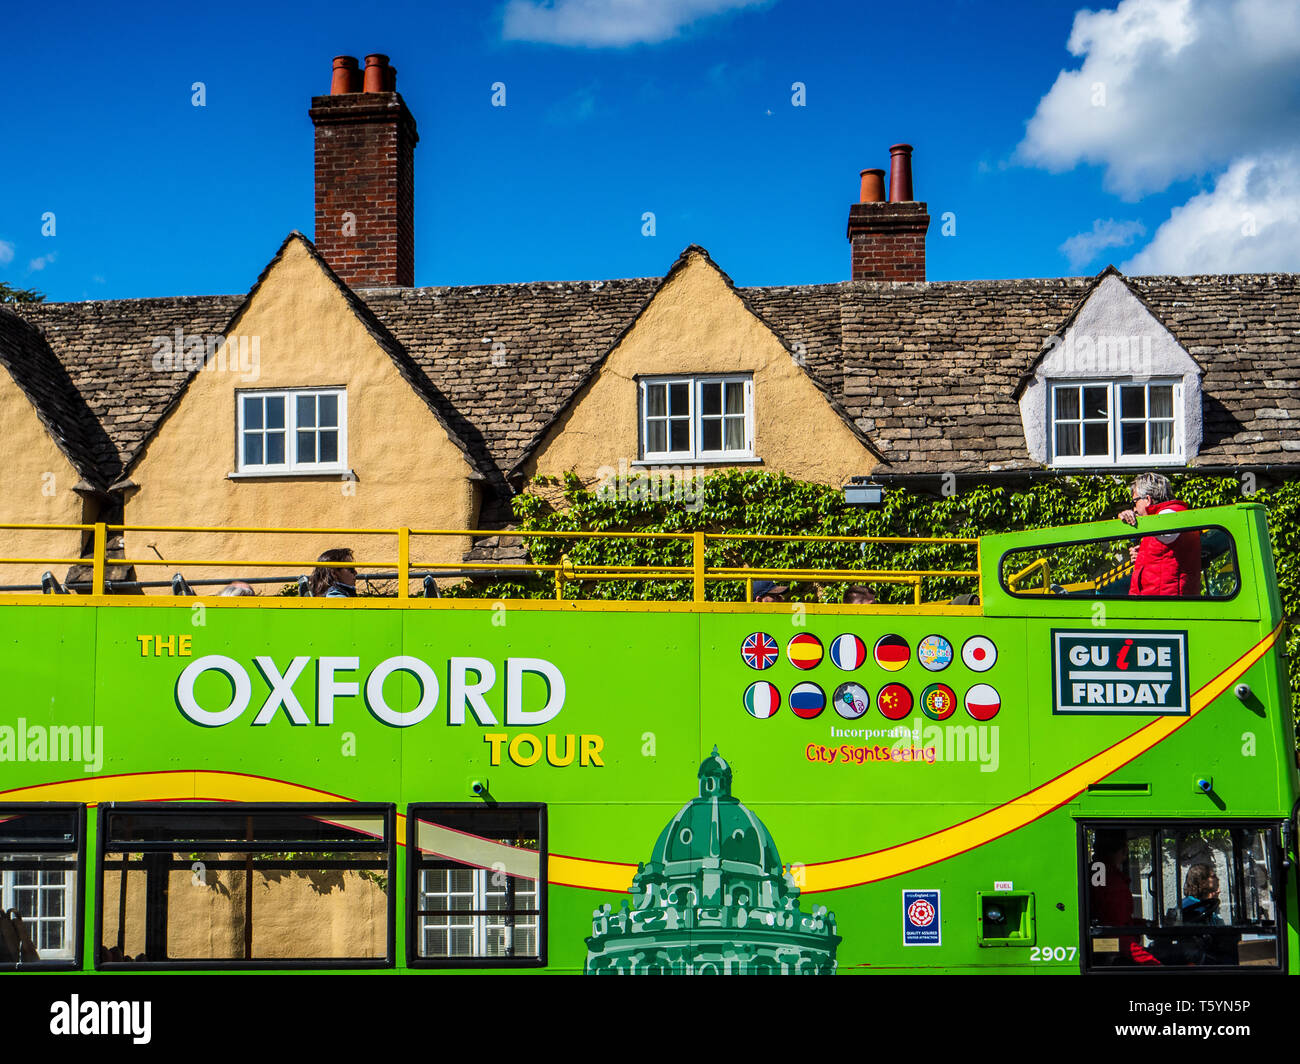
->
[[1118, 473, 1201, 597], [311, 548, 357, 598]]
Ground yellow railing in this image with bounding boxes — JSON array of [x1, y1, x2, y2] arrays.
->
[[0, 523, 981, 604]]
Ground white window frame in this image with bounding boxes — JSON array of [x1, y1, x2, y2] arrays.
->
[[639, 375, 754, 462], [235, 388, 348, 475], [418, 866, 539, 960], [1048, 379, 1183, 468], [0, 857, 77, 961]]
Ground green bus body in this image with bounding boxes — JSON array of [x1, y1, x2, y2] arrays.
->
[[0, 503, 1295, 974]]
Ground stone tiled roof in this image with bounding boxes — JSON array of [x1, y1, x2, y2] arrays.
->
[[3, 237, 1297, 493]]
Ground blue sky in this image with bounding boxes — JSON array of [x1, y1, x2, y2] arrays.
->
[[2, 0, 1297, 301]]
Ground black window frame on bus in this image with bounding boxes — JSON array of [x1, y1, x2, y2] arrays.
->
[[1076, 819, 1287, 975], [0, 803, 85, 971], [94, 802, 397, 970], [406, 802, 548, 970], [999, 523, 1241, 602]]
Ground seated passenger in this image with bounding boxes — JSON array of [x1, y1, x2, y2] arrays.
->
[[310, 548, 357, 598], [844, 584, 876, 605], [1089, 830, 1160, 965], [218, 581, 257, 597], [1176, 862, 1238, 966], [752, 580, 787, 603], [1118, 473, 1200, 596]]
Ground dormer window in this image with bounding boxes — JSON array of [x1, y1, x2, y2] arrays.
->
[[236, 388, 347, 474], [1050, 380, 1181, 466], [639, 375, 753, 462]]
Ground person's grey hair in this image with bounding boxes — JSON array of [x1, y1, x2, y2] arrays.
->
[[218, 582, 257, 597], [1131, 472, 1172, 503]]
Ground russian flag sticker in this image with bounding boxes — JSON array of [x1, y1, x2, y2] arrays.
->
[[962, 636, 997, 672], [830, 633, 867, 671], [787, 633, 824, 670], [964, 683, 1001, 721], [874, 634, 910, 672], [789, 682, 827, 719], [743, 681, 781, 719]]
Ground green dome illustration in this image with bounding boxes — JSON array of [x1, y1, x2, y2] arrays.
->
[[585, 747, 840, 975]]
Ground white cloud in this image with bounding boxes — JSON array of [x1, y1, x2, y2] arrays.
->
[[0, 240, 13, 266], [1017, 0, 1300, 198], [27, 253, 56, 272], [1123, 151, 1300, 273], [1059, 218, 1146, 270], [503, 0, 770, 47]]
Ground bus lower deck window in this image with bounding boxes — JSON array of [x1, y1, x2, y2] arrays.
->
[[0, 805, 83, 970]]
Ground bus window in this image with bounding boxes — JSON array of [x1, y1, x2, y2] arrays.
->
[[97, 804, 395, 968], [1002, 525, 1239, 600], [0, 805, 82, 970], [1082, 823, 1281, 971], [407, 804, 545, 967]]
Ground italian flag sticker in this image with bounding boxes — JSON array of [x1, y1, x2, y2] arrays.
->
[[743, 681, 781, 719]]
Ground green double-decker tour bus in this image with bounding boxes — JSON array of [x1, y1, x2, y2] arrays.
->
[[0, 503, 1294, 974]]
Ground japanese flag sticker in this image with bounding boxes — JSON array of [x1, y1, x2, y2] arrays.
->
[[961, 635, 997, 672]]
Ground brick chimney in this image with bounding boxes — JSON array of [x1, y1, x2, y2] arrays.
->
[[309, 54, 418, 288], [846, 144, 929, 282]]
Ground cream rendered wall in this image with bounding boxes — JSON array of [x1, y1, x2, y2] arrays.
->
[[524, 252, 876, 493], [0, 370, 88, 590], [126, 239, 476, 594]]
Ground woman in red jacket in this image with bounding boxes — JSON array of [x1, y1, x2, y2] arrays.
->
[[1119, 473, 1201, 597]]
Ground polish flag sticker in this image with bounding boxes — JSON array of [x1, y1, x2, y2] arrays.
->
[[961, 636, 997, 672], [964, 683, 1001, 721]]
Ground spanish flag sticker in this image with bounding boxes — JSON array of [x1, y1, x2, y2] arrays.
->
[[874, 634, 910, 672], [787, 633, 824, 670]]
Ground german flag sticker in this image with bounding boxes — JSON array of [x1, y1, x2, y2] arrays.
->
[[873, 634, 910, 672], [743, 681, 781, 719], [877, 682, 913, 721], [787, 633, 824, 670]]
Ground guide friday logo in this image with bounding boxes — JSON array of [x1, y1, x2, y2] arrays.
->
[[1051, 630, 1189, 715]]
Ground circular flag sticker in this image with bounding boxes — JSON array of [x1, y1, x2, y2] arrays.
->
[[917, 634, 954, 672], [964, 683, 1001, 721], [832, 682, 871, 720], [962, 635, 997, 672], [829, 633, 867, 671], [741, 632, 780, 671], [920, 682, 958, 721], [789, 681, 827, 720], [743, 681, 781, 719], [877, 682, 913, 721], [787, 633, 824, 671], [874, 634, 910, 672]]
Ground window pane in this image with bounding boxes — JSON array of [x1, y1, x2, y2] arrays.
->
[[646, 384, 666, 418], [1150, 385, 1174, 419], [669, 419, 690, 452], [669, 382, 689, 415], [1054, 422, 1080, 458], [725, 382, 745, 415], [1121, 422, 1145, 455], [320, 431, 339, 464], [244, 434, 263, 466], [243, 397, 263, 430], [297, 394, 315, 428], [297, 431, 316, 464], [267, 431, 285, 465], [319, 394, 339, 427], [1120, 386, 1146, 420], [702, 419, 721, 451], [724, 417, 744, 451], [1083, 386, 1109, 421], [701, 382, 721, 416], [1054, 387, 1080, 421], [1083, 422, 1108, 456], [1149, 420, 1174, 455], [265, 397, 285, 429], [647, 421, 666, 453]]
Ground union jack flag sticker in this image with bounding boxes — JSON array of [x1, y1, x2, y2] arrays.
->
[[742, 632, 780, 670]]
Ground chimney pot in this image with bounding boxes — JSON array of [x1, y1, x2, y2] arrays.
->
[[331, 55, 360, 95], [888, 143, 914, 203], [859, 168, 886, 204], [363, 54, 390, 93]]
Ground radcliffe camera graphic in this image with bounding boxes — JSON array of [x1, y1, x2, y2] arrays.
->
[[584, 748, 840, 975]]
